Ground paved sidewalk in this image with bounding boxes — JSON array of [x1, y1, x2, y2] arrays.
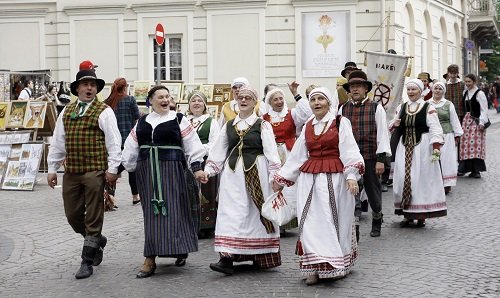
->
[[1, 111, 500, 297]]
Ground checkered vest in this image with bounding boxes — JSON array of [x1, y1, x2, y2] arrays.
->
[[445, 81, 465, 119], [341, 100, 378, 160], [62, 100, 108, 173]]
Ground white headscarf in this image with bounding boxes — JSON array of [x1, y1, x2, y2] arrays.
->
[[432, 81, 446, 93], [308, 87, 338, 115], [406, 78, 424, 93], [264, 88, 288, 115]]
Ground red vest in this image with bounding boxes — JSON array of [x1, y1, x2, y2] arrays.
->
[[300, 119, 344, 174], [263, 111, 296, 151]]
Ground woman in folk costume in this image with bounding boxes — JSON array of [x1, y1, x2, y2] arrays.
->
[[273, 87, 364, 285], [390, 79, 445, 228], [428, 82, 463, 194], [186, 91, 221, 238], [262, 87, 312, 230], [458, 73, 489, 178], [204, 86, 282, 275], [122, 85, 207, 278]]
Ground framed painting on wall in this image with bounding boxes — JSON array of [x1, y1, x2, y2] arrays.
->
[[200, 84, 214, 102], [161, 82, 183, 104]]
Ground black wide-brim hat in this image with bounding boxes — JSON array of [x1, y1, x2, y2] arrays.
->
[[341, 66, 361, 78], [70, 69, 105, 96], [342, 70, 373, 93]]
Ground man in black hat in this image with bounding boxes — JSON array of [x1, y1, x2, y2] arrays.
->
[[338, 62, 361, 106], [47, 69, 122, 279], [339, 70, 391, 239]]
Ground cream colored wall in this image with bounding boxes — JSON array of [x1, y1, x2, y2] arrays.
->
[[0, 0, 467, 93]]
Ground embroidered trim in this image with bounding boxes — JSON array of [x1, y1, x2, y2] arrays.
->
[[214, 235, 280, 249], [268, 162, 281, 171], [181, 124, 194, 137], [206, 160, 221, 174], [131, 128, 137, 142], [394, 201, 447, 210], [344, 161, 365, 175], [273, 173, 294, 187]]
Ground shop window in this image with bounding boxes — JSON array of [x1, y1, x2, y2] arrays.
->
[[153, 37, 182, 81]]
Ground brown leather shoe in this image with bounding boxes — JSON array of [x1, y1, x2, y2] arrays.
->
[[136, 257, 156, 278]]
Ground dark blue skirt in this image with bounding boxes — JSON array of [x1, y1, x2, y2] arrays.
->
[[136, 159, 198, 257]]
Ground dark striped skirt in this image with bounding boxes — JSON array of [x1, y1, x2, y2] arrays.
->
[[136, 159, 198, 257]]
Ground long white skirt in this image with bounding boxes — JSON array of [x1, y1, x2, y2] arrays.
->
[[393, 133, 447, 218], [277, 143, 298, 221], [214, 157, 280, 255], [441, 133, 458, 187], [296, 172, 357, 278]]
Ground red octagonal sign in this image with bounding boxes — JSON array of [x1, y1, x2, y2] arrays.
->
[[155, 23, 165, 45]]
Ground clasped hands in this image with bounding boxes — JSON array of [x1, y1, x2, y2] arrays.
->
[[194, 170, 209, 184]]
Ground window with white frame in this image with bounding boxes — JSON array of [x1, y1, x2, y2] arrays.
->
[[153, 36, 182, 81]]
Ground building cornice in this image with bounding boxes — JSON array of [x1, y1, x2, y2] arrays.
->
[[64, 5, 126, 16], [0, 8, 48, 18], [291, 0, 357, 7], [201, 0, 267, 10], [131, 1, 196, 13]]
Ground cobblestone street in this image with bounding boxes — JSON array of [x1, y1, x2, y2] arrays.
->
[[1, 111, 500, 297]]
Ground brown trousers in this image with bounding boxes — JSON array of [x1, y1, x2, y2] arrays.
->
[[62, 170, 105, 237]]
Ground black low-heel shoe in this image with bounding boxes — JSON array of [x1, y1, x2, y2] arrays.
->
[[175, 258, 186, 267], [209, 258, 234, 275], [416, 219, 426, 227], [132, 199, 141, 205], [136, 266, 156, 278]]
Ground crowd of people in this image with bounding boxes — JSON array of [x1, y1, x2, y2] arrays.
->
[[45, 60, 491, 285]]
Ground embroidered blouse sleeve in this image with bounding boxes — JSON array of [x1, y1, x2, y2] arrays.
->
[[98, 107, 123, 174], [476, 90, 489, 125], [448, 102, 464, 137], [47, 108, 67, 173], [205, 123, 229, 176], [274, 123, 309, 186], [426, 105, 444, 144], [291, 96, 313, 129], [338, 117, 365, 181], [180, 116, 205, 172], [261, 120, 281, 182], [204, 118, 221, 156], [388, 104, 402, 130], [121, 123, 139, 172], [375, 105, 391, 155]]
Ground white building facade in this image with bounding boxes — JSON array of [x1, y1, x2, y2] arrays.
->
[[0, 0, 497, 93]]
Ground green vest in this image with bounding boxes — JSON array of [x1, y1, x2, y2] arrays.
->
[[226, 118, 264, 171], [197, 117, 212, 145], [436, 101, 453, 134], [62, 100, 108, 173]]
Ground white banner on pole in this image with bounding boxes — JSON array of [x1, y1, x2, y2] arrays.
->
[[365, 51, 409, 120]]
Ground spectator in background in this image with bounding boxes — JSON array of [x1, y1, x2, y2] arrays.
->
[[105, 77, 141, 205], [18, 80, 34, 100], [445, 64, 465, 123], [494, 76, 500, 113]]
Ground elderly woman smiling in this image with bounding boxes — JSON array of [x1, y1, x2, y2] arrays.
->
[[273, 87, 364, 285], [391, 79, 445, 228]]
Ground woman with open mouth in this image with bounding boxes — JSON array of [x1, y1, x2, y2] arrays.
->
[[121, 85, 207, 278], [204, 86, 282, 275], [261, 87, 312, 233]]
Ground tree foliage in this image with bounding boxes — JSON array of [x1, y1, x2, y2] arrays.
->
[[485, 38, 500, 81]]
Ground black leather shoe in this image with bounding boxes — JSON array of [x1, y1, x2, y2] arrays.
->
[[175, 254, 188, 267], [93, 235, 107, 266], [457, 171, 465, 177], [400, 219, 412, 227], [75, 262, 93, 279], [209, 258, 234, 275], [370, 216, 383, 237], [469, 172, 481, 178], [136, 267, 155, 278], [381, 184, 388, 192], [416, 219, 426, 227]]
